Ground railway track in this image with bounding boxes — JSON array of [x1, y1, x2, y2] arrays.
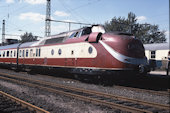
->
[[113, 85, 170, 96], [0, 72, 169, 113], [0, 91, 49, 113], [18, 71, 170, 96]]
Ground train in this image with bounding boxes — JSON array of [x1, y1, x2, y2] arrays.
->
[[0, 25, 150, 80]]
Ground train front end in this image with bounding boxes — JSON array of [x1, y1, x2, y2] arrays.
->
[[100, 32, 150, 75]]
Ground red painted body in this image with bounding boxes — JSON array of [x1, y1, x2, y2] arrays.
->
[[0, 27, 149, 76]]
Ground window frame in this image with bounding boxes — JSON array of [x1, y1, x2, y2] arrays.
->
[[26, 49, 29, 57], [10, 51, 13, 57], [150, 51, 156, 59], [7, 51, 9, 57], [3, 51, 5, 57]]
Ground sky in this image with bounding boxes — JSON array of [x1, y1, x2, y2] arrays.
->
[[0, 0, 169, 42]]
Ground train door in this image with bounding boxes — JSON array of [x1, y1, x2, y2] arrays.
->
[[18, 49, 22, 65], [35, 48, 41, 65], [65, 58, 75, 66], [65, 49, 77, 67], [32, 49, 36, 65], [29, 49, 34, 65], [9, 50, 13, 65], [6, 50, 10, 64], [22, 49, 25, 66], [16, 49, 24, 68]]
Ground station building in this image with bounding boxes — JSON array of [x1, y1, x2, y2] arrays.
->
[[144, 43, 169, 70]]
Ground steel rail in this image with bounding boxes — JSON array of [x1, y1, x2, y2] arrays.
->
[[0, 75, 151, 113], [0, 91, 50, 113], [0, 72, 169, 111]]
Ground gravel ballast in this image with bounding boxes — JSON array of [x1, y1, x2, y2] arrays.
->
[[0, 79, 119, 113], [0, 68, 169, 112]]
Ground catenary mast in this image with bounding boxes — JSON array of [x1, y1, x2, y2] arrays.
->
[[2, 20, 5, 45], [45, 0, 51, 37]]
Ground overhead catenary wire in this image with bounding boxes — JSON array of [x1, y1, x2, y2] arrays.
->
[[49, 19, 92, 26], [58, 0, 90, 24], [49, 19, 92, 32]]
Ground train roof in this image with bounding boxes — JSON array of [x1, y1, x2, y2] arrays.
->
[[0, 41, 37, 50], [144, 43, 169, 50], [0, 43, 19, 50], [0, 25, 105, 50]]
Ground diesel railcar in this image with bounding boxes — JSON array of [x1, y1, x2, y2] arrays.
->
[[0, 25, 150, 79]]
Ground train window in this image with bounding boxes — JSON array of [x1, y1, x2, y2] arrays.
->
[[30, 49, 33, 57], [19, 50, 22, 57], [45, 37, 64, 45], [58, 49, 62, 55], [51, 49, 54, 55], [39, 48, 41, 57], [76, 30, 83, 38], [7, 51, 9, 57], [69, 32, 79, 38], [82, 27, 91, 36], [88, 47, 93, 54], [14, 50, 16, 57], [69, 32, 76, 38], [3, 51, 5, 57], [26, 50, 28, 57], [151, 51, 156, 59], [36, 48, 41, 57], [0, 51, 1, 57], [36, 49, 38, 57], [10, 51, 13, 57], [22, 50, 25, 57]]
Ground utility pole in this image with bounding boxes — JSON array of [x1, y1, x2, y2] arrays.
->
[[2, 20, 5, 46], [45, 0, 51, 37]]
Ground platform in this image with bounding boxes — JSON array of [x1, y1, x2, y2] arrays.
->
[[149, 71, 169, 76]]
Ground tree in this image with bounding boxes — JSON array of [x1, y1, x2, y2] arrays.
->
[[104, 12, 166, 44], [20, 32, 38, 43]]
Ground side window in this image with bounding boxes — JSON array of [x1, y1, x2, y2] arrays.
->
[[69, 32, 79, 38], [10, 51, 13, 57], [19, 50, 22, 57], [39, 48, 41, 57], [3, 51, 5, 57], [7, 51, 9, 57], [82, 27, 91, 36], [36, 48, 41, 57], [22, 50, 25, 57], [36, 49, 38, 57], [76, 30, 83, 38], [30, 49, 33, 57], [14, 50, 16, 57], [69, 32, 76, 38], [26, 50, 29, 57], [151, 51, 156, 59], [0, 51, 1, 57]]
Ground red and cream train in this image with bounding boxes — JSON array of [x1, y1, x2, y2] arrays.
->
[[0, 25, 149, 78]]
